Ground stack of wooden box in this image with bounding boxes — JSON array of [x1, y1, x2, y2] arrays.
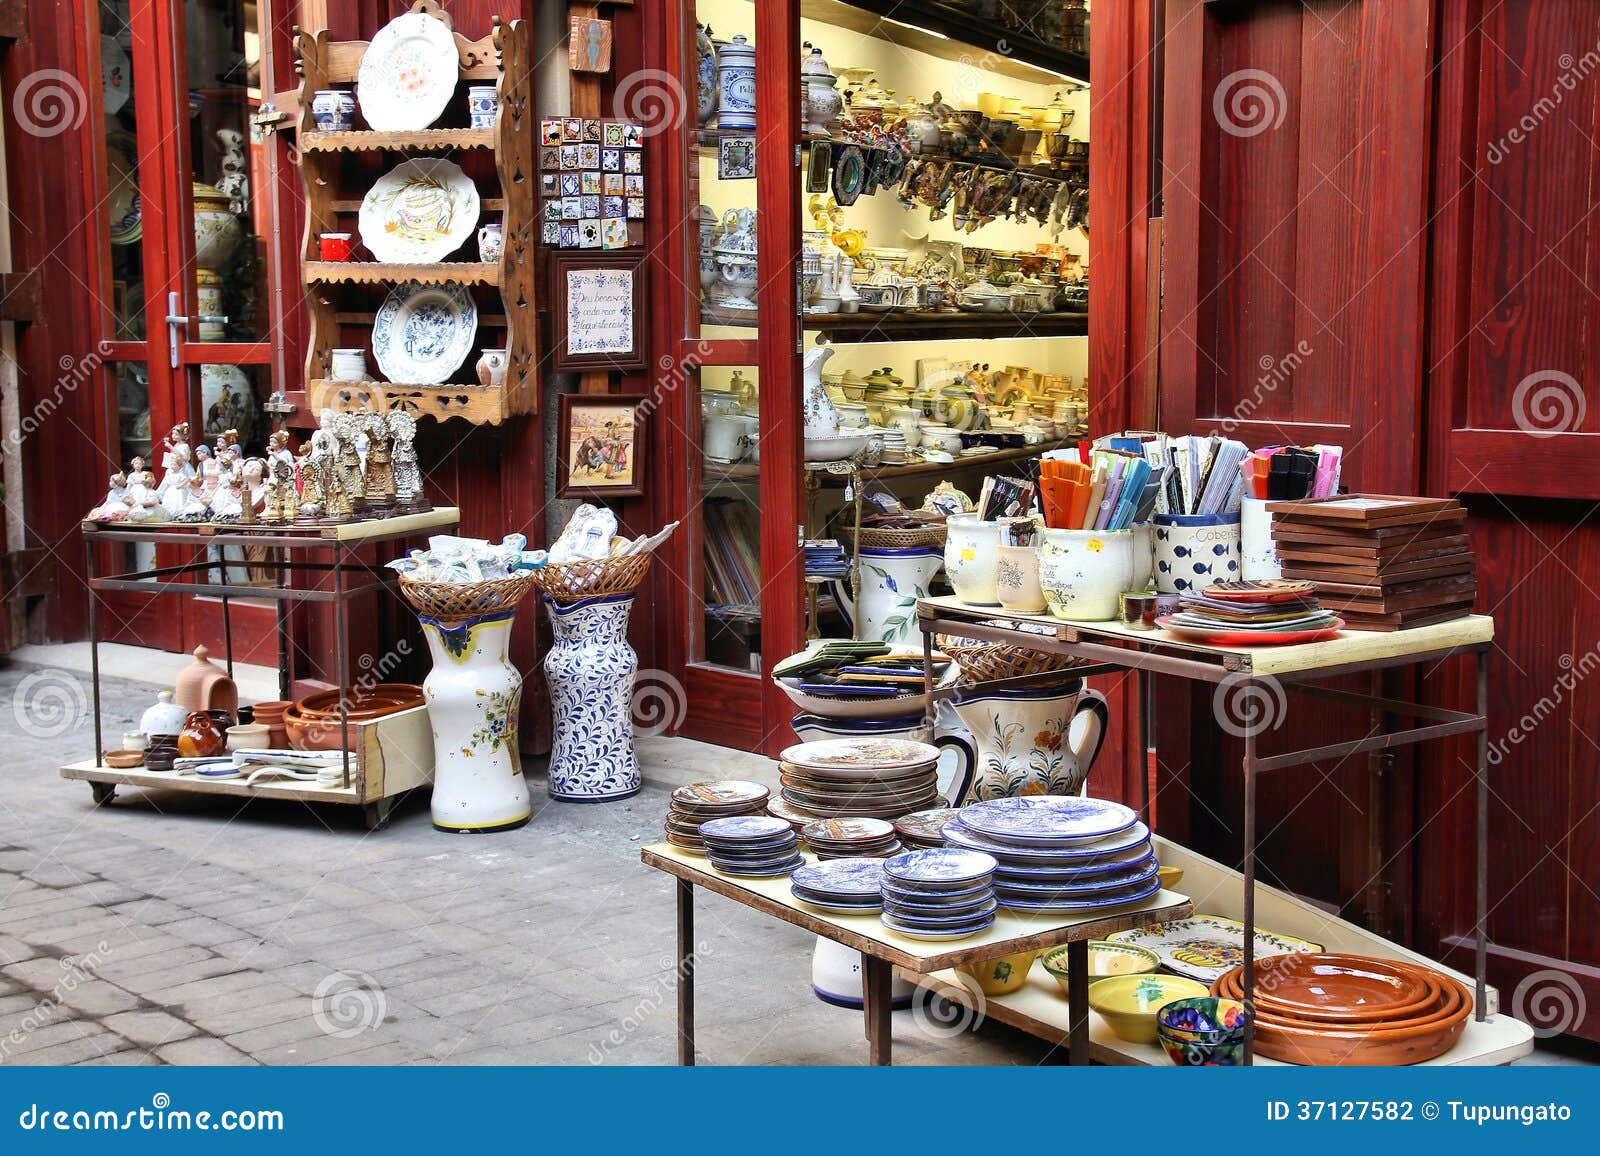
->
[[1266, 495, 1476, 630]]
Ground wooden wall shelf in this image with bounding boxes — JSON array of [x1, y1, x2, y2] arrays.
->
[[805, 309, 1089, 343], [293, 0, 537, 425]]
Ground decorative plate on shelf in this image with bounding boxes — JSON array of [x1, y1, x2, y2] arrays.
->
[[832, 144, 867, 206], [371, 282, 477, 384], [356, 10, 460, 132], [1105, 915, 1323, 984], [359, 158, 480, 263], [102, 35, 132, 117], [780, 737, 940, 773]]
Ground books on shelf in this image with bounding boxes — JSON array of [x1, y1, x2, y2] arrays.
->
[[702, 497, 761, 614]]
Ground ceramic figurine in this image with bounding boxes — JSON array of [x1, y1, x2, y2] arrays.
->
[[209, 477, 244, 522], [194, 444, 222, 502], [332, 412, 365, 518], [389, 411, 426, 511], [295, 443, 325, 522], [124, 460, 162, 522], [239, 458, 266, 522], [173, 474, 211, 522], [87, 472, 131, 521], [263, 453, 295, 523], [361, 411, 396, 512]]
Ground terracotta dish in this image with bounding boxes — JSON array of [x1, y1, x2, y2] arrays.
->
[[293, 683, 424, 721], [1227, 952, 1440, 1024], [282, 705, 356, 752], [102, 749, 144, 769]]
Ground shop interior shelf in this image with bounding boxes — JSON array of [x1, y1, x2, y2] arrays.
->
[[702, 438, 1081, 489], [303, 261, 501, 286], [298, 128, 497, 152], [805, 309, 1088, 343]]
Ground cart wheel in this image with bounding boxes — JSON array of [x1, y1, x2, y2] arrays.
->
[[90, 782, 117, 806], [363, 798, 395, 831]]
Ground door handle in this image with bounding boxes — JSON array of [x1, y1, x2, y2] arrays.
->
[[165, 290, 186, 368]]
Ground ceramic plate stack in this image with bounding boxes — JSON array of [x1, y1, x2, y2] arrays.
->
[[894, 807, 962, 850], [879, 429, 907, 465], [1211, 953, 1472, 1065], [801, 817, 902, 859], [699, 815, 803, 877], [943, 796, 1163, 914], [790, 857, 886, 915], [879, 848, 1000, 940], [775, 739, 942, 821], [665, 780, 771, 855]]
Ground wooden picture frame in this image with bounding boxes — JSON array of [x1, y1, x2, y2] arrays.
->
[[557, 393, 648, 499], [550, 250, 648, 372]]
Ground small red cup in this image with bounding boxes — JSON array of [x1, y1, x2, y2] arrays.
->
[[319, 232, 353, 261]]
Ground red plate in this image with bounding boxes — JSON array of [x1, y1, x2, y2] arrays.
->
[[1156, 615, 1345, 645]]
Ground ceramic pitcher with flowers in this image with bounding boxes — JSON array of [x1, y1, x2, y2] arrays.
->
[[947, 677, 1108, 804]]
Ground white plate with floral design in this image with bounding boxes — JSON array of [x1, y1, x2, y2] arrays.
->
[[357, 10, 460, 132], [372, 282, 476, 384], [1104, 915, 1323, 983], [359, 157, 480, 263]]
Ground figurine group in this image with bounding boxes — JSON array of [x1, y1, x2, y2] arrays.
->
[[87, 409, 428, 526]]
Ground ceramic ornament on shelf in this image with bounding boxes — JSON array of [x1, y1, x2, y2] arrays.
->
[[356, 7, 460, 132], [372, 282, 477, 385], [359, 157, 480, 263], [568, 15, 612, 73]]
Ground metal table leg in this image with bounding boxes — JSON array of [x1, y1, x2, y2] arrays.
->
[[1243, 707, 1259, 1065], [1475, 649, 1488, 1020], [1067, 938, 1090, 1065], [1137, 666, 1151, 824], [677, 879, 696, 1065], [335, 546, 350, 787], [863, 955, 892, 1065], [85, 537, 103, 765]]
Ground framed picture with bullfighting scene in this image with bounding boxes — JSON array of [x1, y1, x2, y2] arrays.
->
[[557, 394, 648, 500]]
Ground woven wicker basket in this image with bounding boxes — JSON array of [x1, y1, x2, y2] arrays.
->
[[839, 521, 948, 551], [529, 551, 653, 603], [398, 571, 540, 626], [938, 636, 1089, 685]]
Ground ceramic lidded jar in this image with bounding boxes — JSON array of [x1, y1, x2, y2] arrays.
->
[[695, 24, 719, 126], [1038, 527, 1135, 620], [139, 690, 188, 738], [944, 514, 1004, 606], [801, 47, 842, 135], [716, 34, 757, 131], [192, 182, 243, 271]]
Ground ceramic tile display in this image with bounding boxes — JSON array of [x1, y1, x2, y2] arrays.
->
[[539, 117, 644, 249], [551, 253, 648, 372]]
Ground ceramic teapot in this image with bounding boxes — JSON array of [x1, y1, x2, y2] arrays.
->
[[802, 345, 840, 439], [946, 677, 1109, 804], [829, 546, 943, 645]]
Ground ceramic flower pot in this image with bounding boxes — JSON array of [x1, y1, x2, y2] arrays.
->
[[1240, 498, 1282, 580], [947, 679, 1109, 804], [995, 543, 1047, 614], [1038, 527, 1136, 621], [944, 514, 1004, 606], [1154, 512, 1241, 594], [419, 608, 532, 833], [543, 593, 641, 802], [831, 546, 943, 645]]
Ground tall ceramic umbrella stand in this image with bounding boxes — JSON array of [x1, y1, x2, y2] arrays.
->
[[399, 572, 538, 833]]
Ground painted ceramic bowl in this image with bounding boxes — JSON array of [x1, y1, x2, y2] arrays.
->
[[1156, 996, 1248, 1041], [1158, 1026, 1248, 1067], [1041, 941, 1161, 999], [1156, 865, 1184, 890], [957, 949, 1039, 996], [1087, 974, 1210, 1043]]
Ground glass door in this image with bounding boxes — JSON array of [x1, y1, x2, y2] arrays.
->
[[87, 0, 278, 655]]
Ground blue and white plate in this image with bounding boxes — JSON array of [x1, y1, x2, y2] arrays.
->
[[883, 848, 998, 886], [791, 889, 882, 915], [995, 875, 1162, 913], [372, 281, 477, 385], [944, 817, 1152, 863], [714, 854, 805, 878], [700, 815, 793, 842], [880, 913, 997, 941], [880, 877, 993, 905], [791, 857, 885, 898], [993, 855, 1160, 893], [883, 892, 998, 919], [958, 796, 1139, 846], [882, 898, 999, 925]]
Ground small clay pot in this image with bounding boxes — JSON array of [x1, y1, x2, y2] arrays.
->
[[144, 734, 180, 771], [177, 711, 227, 759]]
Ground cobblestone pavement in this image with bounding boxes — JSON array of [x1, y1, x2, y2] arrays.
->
[[0, 660, 1061, 1066], [3, 659, 1594, 1067]]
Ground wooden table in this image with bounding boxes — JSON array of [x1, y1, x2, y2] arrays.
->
[[641, 843, 1193, 1065]]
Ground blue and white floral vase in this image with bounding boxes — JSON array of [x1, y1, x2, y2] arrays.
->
[[716, 35, 757, 131], [418, 607, 531, 833], [829, 546, 943, 645], [543, 592, 641, 801]]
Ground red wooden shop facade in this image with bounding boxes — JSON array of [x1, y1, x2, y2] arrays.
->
[[0, 2, 1595, 1039]]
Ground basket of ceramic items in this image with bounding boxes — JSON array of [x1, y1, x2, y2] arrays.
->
[[838, 518, 948, 551], [398, 572, 541, 625], [390, 534, 546, 625], [937, 636, 1091, 686], [528, 505, 680, 603]]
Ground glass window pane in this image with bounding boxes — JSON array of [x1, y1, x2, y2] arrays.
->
[[694, 365, 762, 670]]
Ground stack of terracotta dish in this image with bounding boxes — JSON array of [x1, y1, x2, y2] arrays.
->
[[664, 780, 771, 855], [248, 700, 293, 749], [801, 817, 902, 859], [1212, 952, 1471, 1065], [771, 738, 942, 821], [283, 684, 424, 751]]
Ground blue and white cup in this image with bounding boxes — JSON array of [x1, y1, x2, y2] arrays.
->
[[468, 85, 500, 129], [311, 90, 356, 131], [1154, 512, 1242, 594]]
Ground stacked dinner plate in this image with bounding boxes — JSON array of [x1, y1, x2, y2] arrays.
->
[[801, 817, 903, 859], [790, 857, 886, 915], [699, 815, 804, 877], [665, 780, 771, 855], [879, 848, 1000, 940], [1211, 953, 1472, 1065], [942, 796, 1162, 914], [774, 739, 942, 821], [894, 807, 962, 851]]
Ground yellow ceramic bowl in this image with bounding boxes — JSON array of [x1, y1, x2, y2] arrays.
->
[[1088, 975, 1211, 1044], [957, 949, 1039, 996], [1156, 865, 1185, 890], [1040, 941, 1162, 998]]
